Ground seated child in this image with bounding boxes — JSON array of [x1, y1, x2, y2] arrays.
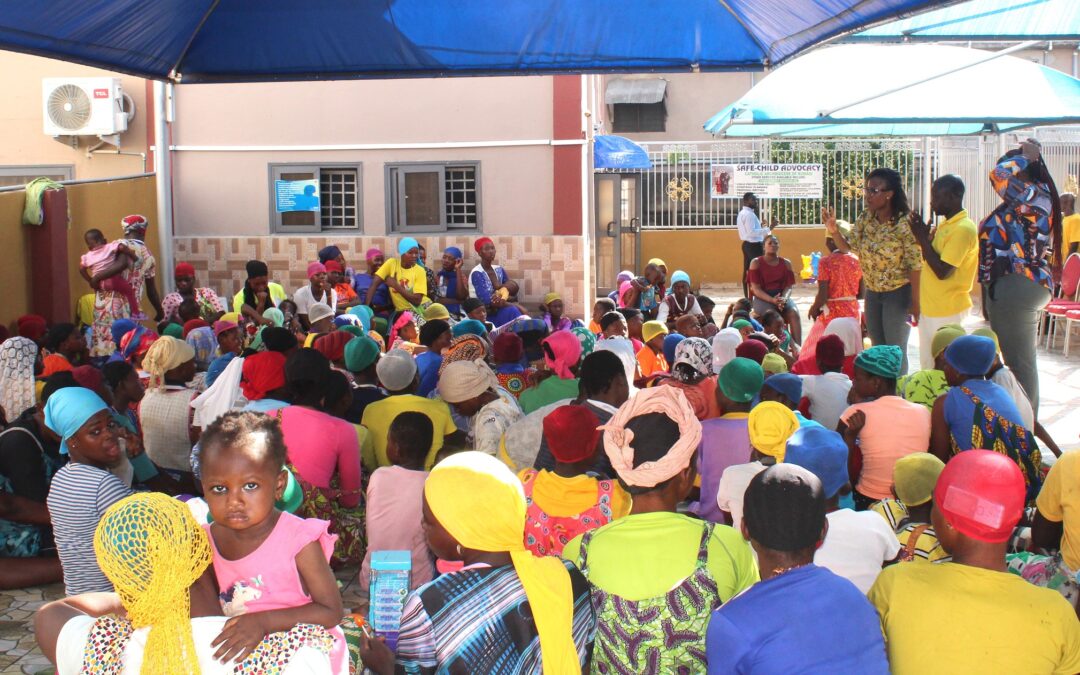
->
[[361, 412, 435, 592], [717, 401, 798, 531], [462, 298, 495, 333], [199, 411, 347, 674], [541, 292, 575, 332], [389, 311, 425, 355], [590, 297, 616, 335], [519, 405, 631, 556], [870, 453, 949, 563], [79, 228, 144, 320], [636, 320, 670, 379], [492, 333, 534, 399]]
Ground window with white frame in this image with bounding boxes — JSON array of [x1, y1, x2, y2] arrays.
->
[[386, 162, 480, 233], [0, 165, 73, 188], [268, 163, 362, 233]]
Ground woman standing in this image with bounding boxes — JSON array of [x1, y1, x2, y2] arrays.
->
[[826, 169, 921, 375], [88, 215, 163, 357], [747, 235, 802, 344], [161, 262, 225, 323], [979, 140, 1060, 413], [470, 237, 524, 327]]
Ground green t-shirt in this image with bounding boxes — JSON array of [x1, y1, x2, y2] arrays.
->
[[519, 376, 580, 415], [562, 511, 758, 602]]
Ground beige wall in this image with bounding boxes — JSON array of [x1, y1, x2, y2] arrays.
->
[[0, 52, 149, 180], [171, 77, 559, 238]]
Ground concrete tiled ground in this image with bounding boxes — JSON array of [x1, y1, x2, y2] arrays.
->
[[2, 283, 1077, 672]]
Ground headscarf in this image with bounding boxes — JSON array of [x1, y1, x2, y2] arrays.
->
[[616, 270, 634, 286], [306, 261, 326, 279], [94, 493, 212, 675], [593, 338, 638, 393], [444, 246, 463, 259], [747, 401, 799, 461], [601, 386, 702, 488], [854, 345, 903, 379], [545, 405, 602, 464], [642, 320, 668, 344], [824, 317, 862, 356], [240, 351, 287, 401], [571, 326, 596, 357], [543, 292, 562, 306], [423, 303, 452, 322], [893, 453, 946, 507], [669, 270, 690, 289], [317, 245, 342, 264], [735, 339, 768, 364], [711, 327, 742, 371], [931, 325, 966, 359], [16, 315, 47, 342], [41, 354, 73, 378], [493, 333, 524, 363], [398, 237, 420, 257], [245, 260, 268, 279], [72, 365, 108, 400], [120, 214, 149, 237], [263, 307, 285, 328], [934, 449, 1025, 543], [672, 337, 712, 384], [44, 387, 109, 455], [647, 257, 667, 269], [425, 452, 578, 672], [110, 318, 137, 348], [438, 359, 500, 404], [816, 334, 846, 369], [389, 311, 416, 347], [944, 335, 997, 377], [174, 262, 196, 278], [718, 357, 764, 403], [212, 320, 238, 338], [761, 352, 788, 375], [439, 335, 488, 376], [142, 336, 196, 390], [120, 326, 158, 363], [473, 236, 494, 254], [452, 319, 488, 338], [347, 304, 373, 333], [314, 331, 352, 363], [542, 330, 582, 380], [365, 247, 383, 263], [344, 335, 381, 373], [162, 323, 184, 339], [0, 337, 38, 420], [334, 314, 362, 329], [182, 319, 207, 339]]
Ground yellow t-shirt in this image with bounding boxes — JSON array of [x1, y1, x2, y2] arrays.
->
[[1063, 213, 1080, 247], [231, 282, 288, 313], [375, 259, 429, 312], [518, 468, 631, 520], [361, 394, 457, 469], [1037, 450, 1080, 570], [868, 562, 1080, 674], [919, 210, 978, 318]]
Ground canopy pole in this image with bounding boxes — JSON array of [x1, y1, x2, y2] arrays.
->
[[819, 40, 1040, 118], [921, 136, 933, 220], [153, 80, 175, 294]]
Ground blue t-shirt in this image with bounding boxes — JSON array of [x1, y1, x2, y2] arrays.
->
[[437, 270, 461, 315], [944, 378, 1027, 450], [416, 351, 444, 398], [354, 272, 390, 309], [706, 564, 889, 675]]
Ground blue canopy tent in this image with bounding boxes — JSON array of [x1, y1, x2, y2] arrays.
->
[[0, 0, 956, 82], [594, 135, 652, 170], [704, 44, 1080, 137], [845, 0, 1080, 42]]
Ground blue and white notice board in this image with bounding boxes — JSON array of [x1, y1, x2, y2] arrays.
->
[[275, 179, 321, 212]]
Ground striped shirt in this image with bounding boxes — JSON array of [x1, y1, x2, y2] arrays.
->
[[395, 561, 595, 673], [47, 463, 131, 595]]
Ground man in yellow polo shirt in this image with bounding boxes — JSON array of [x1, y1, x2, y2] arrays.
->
[[1062, 192, 1080, 256], [908, 175, 978, 370]]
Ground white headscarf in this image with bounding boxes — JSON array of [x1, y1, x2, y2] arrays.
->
[[824, 317, 863, 356], [0, 337, 38, 420], [594, 337, 639, 393], [711, 327, 742, 372]]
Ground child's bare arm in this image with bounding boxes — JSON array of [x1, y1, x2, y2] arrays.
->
[[211, 541, 343, 663]]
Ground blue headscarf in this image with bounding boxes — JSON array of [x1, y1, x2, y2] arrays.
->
[[452, 319, 488, 338], [44, 387, 109, 456], [111, 318, 137, 347], [663, 333, 686, 365], [398, 237, 420, 257], [444, 246, 463, 259], [347, 305, 373, 333]]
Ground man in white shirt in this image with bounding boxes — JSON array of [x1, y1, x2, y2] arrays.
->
[[736, 192, 777, 298]]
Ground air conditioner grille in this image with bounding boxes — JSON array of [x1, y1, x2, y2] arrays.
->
[[47, 84, 92, 130]]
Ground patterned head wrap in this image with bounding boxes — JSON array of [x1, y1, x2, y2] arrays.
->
[[0, 337, 38, 420], [748, 401, 799, 461], [94, 493, 212, 675], [854, 345, 903, 379], [571, 326, 596, 357], [438, 335, 488, 376], [120, 327, 158, 363], [672, 337, 713, 384], [120, 214, 149, 236], [601, 386, 702, 488]]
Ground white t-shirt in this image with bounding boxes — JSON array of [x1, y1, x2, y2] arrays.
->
[[989, 366, 1035, 431], [716, 460, 769, 532], [656, 296, 704, 323], [57, 615, 331, 674], [292, 284, 338, 316], [800, 372, 853, 432], [815, 509, 901, 594], [737, 206, 767, 243]]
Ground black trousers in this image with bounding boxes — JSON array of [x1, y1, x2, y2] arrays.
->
[[741, 241, 764, 298]]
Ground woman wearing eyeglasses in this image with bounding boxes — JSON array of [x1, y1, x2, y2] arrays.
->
[[825, 168, 922, 375]]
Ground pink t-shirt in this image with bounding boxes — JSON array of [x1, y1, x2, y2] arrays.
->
[[80, 240, 123, 275], [274, 406, 362, 507], [359, 465, 433, 593], [841, 396, 931, 500], [205, 512, 347, 674]]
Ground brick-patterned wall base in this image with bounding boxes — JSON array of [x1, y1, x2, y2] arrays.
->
[[173, 235, 588, 318]]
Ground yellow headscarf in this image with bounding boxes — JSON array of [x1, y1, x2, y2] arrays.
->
[[424, 452, 579, 674], [748, 401, 800, 461], [142, 336, 196, 390], [94, 492, 212, 675]]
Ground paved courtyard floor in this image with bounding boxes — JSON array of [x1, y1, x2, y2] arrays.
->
[[2, 283, 1077, 673]]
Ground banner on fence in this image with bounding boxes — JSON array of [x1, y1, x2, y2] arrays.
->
[[710, 163, 823, 199]]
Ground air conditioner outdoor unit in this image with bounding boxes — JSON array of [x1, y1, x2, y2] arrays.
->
[[42, 77, 131, 137]]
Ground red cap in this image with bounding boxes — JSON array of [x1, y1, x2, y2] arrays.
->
[[816, 334, 846, 369], [543, 405, 601, 465], [735, 339, 768, 364], [934, 450, 1025, 543], [324, 260, 344, 273], [174, 262, 196, 277]]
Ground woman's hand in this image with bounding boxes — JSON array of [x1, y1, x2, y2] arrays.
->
[[844, 410, 866, 440], [211, 613, 267, 664], [359, 632, 396, 675], [821, 206, 838, 234]]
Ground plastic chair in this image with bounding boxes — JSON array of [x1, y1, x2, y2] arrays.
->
[[1045, 253, 1080, 349]]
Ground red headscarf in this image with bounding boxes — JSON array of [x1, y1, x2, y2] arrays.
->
[[473, 237, 494, 254], [16, 315, 48, 342], [492, 333, 524, 363], [174, 262, 196, 277], [71, 365, 107, 398], [314, 331, 352, 363], [240, 351, 287, 401], [182, 319, 208, 339], [735, 340, 768, 364], [543, 405, 601, 464]]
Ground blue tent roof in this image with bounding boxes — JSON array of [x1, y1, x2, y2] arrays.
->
[[704, 44, 1080, 137], [847, 0, 1080, 42], [0, 0, 955, 83]]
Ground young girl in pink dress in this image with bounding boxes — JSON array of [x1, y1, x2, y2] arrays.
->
[[198, 411, 348, 674]]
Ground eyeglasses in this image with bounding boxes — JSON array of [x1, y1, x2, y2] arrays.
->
[[863, 186, 891, 195]]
